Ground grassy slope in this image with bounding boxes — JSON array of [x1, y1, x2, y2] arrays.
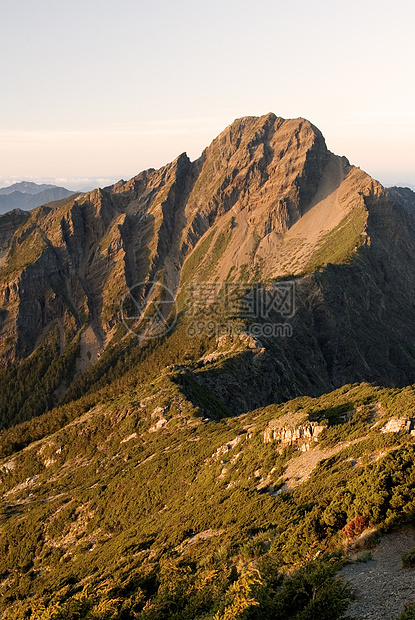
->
[[1, 379, 415, 619], [303, 205, 367, 272]]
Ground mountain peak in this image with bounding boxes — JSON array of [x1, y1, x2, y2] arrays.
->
[[0, 113, 410, 389], [3, 116, 415, 620]]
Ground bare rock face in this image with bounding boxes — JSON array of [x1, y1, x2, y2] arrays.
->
[[381, 418, 415, 434], [264, 418, 325, 451], [1, 112, 415, 411], [0, 209, 29, 252], [0, 114, 332, 366], [184, 113, 328, 235], [387, 186, 415, 215]]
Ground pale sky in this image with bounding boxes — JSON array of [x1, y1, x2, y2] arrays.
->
[[0, 0, 414, 191]]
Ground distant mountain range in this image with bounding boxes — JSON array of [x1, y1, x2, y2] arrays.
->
[[0, 181, 75, 214]]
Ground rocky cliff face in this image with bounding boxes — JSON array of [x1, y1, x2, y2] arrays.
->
[[387, 186, 415, 214], [0, 114, 332, 365], [264, 415, 325, 451], [1, 113, 415, 421], [0, 209, 29, 256]]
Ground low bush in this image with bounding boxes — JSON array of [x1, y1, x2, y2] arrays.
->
[[342, 516, 369, 539], [402, 548, 415, 568]]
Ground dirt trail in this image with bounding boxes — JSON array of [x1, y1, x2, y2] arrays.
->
[[339, 530, 415, 619]]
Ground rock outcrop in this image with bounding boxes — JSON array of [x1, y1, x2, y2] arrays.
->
[[264, 418, 325, 451], [381, 418, 415, 434]]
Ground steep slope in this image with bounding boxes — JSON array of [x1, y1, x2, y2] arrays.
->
[[0, 115, 332, 362], [0, 209, 30, 262], [388, 185, 415, 214], [1, 114, 415, 430], [3, 115, 415, 620]]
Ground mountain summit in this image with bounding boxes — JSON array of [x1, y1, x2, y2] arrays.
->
[[2, 115, 415, 620], [1, 113, 415, 422]]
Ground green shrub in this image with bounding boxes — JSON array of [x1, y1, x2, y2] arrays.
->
[[395, 603, 415, 620], [402, 548, 415, 568]]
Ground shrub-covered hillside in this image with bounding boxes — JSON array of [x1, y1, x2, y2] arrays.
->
[[1, 377, 415, 619]]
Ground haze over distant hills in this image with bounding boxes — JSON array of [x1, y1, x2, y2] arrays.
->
[[0, 181, 75, 214]]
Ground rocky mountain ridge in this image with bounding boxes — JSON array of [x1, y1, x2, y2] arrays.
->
[[1, 113, 415, 427], [2, 115, 415, 620]]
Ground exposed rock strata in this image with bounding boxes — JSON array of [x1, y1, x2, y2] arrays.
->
[[1, 113, 415, 412]]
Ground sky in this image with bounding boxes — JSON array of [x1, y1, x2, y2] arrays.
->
[[0, 0, 414, 191]]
